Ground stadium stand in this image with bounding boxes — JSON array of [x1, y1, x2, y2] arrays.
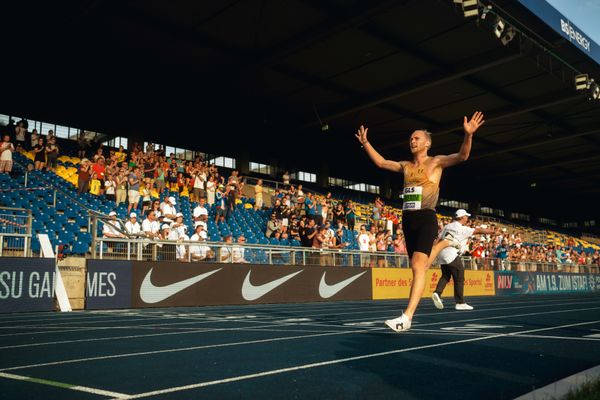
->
[[0, 129, 598, 269]]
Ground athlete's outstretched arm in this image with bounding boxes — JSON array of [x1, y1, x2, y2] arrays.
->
[[355, 125, 404, 173], [435, 111, 485, 168]]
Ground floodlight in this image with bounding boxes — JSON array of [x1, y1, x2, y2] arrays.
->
[[462, 0, 479, 18], [500, 26, 516, 45], [494, 18, 505, 38], [575, 74, 590, 91]]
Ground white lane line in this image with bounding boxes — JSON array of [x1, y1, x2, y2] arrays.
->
[[0, 323, 343, 350], [0, 371, 129, 398], [279, 297, 597, 319], [119, 319, 600, 399], [286, 305, 600, 330], [0, 314, 161, 325], [0, 317, 280, 337], [513, 334, 600, 342], [0, 328, 383, 372], [2, 305, 598, 372], [331, 300, 600, 323], [0, 296, 590, 328], [0, 295, 584, 324]]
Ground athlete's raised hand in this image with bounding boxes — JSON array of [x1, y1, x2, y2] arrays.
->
[[463, 111, 485, 136], [355, 125, 369, 145]]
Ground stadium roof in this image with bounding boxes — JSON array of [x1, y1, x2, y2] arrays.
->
[[2, 0, 600, 221]]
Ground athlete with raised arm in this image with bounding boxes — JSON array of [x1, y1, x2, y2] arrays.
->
[[355, 111, 485, 332]]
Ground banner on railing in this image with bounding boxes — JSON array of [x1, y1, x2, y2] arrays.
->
[[0, 258, 56, 313], [494, 271, 600, 295], [372, 269, 495, 300], [85, 260, 132, 310], [131, 262, 372, 307]]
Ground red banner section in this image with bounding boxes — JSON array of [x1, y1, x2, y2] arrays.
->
[[131, 262, 373, 307]]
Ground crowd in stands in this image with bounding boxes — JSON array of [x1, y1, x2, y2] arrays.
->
[[1, 117, 599, 268]]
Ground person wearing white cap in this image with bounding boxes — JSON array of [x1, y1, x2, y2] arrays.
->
[[103, 211, 126, 238], [190, 225, 213, 261], [171, 213, 187, 237], [161, 196, 177, 220], [431, 209, 495, 311], [356, 111, 485, 332], [125, 213, 141, 235], [193, 198, 209, 227]]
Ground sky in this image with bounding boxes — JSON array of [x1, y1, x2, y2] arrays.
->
[[545, 0, 600, 44]]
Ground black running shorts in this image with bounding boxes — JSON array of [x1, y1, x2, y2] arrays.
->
[[401, 209, 438, 257]]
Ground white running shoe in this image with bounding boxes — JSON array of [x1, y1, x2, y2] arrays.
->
[[432, 292, 444, 310], [455, 303, 474, 310], [385, 313, 411, 332], [443, 233, 461, 249]]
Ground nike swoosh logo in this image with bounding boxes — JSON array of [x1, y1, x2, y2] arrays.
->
[[140, 268, 222, 304], [319, 271, 367, 299], [242, 270, 303, 301]]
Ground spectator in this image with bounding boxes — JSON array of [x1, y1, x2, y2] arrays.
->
[[77, 159, 91, 194], [115, 145, 127, 164], [149, 200, 162, 220], [155, 160, 166, 194], [140, 178, 152, 215], [116, 171, 128, 206], [190, 225, 213, 261], [254, 179, 264, 210], [312, 225, 329, 266], [333, 203, 345, 226], [14, 120, 26, 150], [376, 231, 390, 268], [495, 239, 510, 270], [45, 135, 59, 173], [125, 213, 141, 235], [171, 213, 187, 238], [299, 218, 317, 248], [305, 192, 317, 221], [215, 184, 229, 222], [127, 167, 141, 214], [206, 175, 216, 206], [30, 129, 39, 151], [266, 213, 279, 238], [103, 211, 126, 239], [232, 235, 249, 263], [282, 171, 290, 188], [92, 157, 106, 194], [192, 165, 206, 202], [345, 202, 356, 231], [193, 198, 208, 227], [158, 224, 178, 261], [33, 137, 46, 170], [104, 173, 116, 203], [77, 134, 88, 159], [0, 135, 15, 174], [161, 196, 177, 220], [358, 225, 371, 267], [220, 235, 234, 263]]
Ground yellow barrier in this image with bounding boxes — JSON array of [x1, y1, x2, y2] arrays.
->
[[372, 268, 495, 300]]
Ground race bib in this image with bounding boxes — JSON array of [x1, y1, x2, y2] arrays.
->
[[402, 186, 422, 210]]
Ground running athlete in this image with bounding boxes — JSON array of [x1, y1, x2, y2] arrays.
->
[[355, 111, 485, 332]]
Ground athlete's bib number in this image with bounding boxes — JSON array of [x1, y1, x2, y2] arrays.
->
[[403, 186, 422, 210]]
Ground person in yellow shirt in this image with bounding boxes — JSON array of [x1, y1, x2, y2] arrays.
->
[[115, 145, 127, 164]]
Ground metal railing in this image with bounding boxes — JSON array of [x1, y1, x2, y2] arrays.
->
[[0, 207, 32, 257], [468, 257, 600, 274], [93, 237, 411, 267], [91, 237, 600, 273]]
